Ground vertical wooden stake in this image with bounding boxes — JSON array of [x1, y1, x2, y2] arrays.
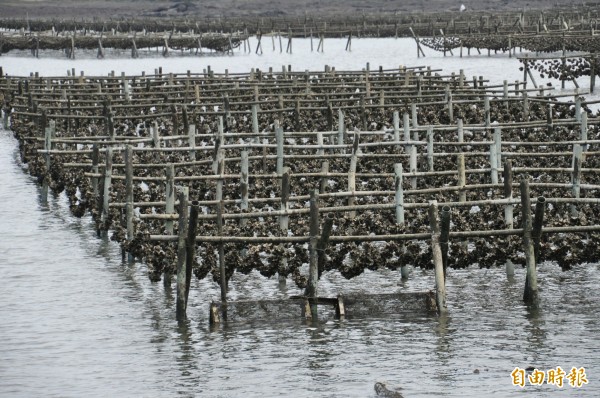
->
[[217, 201, 227, 305], [440, 206, 451, 278], [165, 164, 175, 235], [521, 177, 538, 305], [411, 103, 418, 128], [394, 163, 404, 224], [91, 144, 99, 201], [320, 161, 329, 194], [571, 144, 582, 218], [338, 109, 345, 150], [532, 196, 546, 265], [125, 145, 134, 262], [347, 133, 359, 219], [504, 159, 514, 229], [276, 123, 284, 174], [188, 124, 196, 161], [409, 144, 418, 190], [305, 189, 320, 318], [185, 200, 199, 309], [457, 154, 466, 202], [240, 150, 249, 227], [427, 126, 434, 171], [252, 104, 259, 136], [428, 201, 447, 314], [101, 147, 113, 237], [176, 188, 189, 320]]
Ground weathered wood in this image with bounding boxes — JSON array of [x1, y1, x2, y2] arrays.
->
[[571, 143, 582, 217], [165, 164, 175, 235], [520, 177, 538, 305], [306, 189, 320, 317], [532, 196, 546, 264], [124, 145, 134, 262], [503, 159, 514, 228], [217, 201, 227, 304], [176, 188, 189, 320], [428, 201, 447, 314], [240, 150, 249, 226], [101, 147, 113, 237], [317, 213, 334, 277], [394, 163, 404, 224], [185, 200, 199, 310]]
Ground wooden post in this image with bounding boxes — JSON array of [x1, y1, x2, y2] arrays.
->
[[504, 159, 514, 229], [176, 188, 189, 320], [152, 121, 160, 148], [411, 103, 418, 128], [317, 213, 334, 278], [484, 95, 490, 127], [217, 201, 227, 304], [42, 118, 53, 202], [252, 104, 259, 136], [240, 150, 249, 226], [522, 92, 529, 121], [348, 132, 359, 219], [521, 177, 538, 305], [337, 109, 345, 149], [427, 126, 434, 171], [305, 189, 319, 318], [581, 112, 588, 154], [428, 201, 447, 314], [457, 154, 466, 202], [394, 163, 404, 224], [440, 206, 451, 278], [490, 142, 498, 185], [494, 127, 502, 173], [403, 112, 410, 144], [409, 143, 418, 190], [91, 144, 99, 201], [591, 52, 596, 93], [188, 124, 196, 161], [276, 123, 284, 174], [125, 145, 134, 262], [185, 200, 198, 310], [447, 91, 454, 122], [279, 167, 291, 284], [392, 111, 400, 142], [165, 164, 175, 235], [101, 147, 113, 237], [320, 161, 329, 194], [532, 196, 545, 264], [571, 144, 582, 218]]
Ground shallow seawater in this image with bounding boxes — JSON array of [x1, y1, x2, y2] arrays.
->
[[1, 39, 599, 397]]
